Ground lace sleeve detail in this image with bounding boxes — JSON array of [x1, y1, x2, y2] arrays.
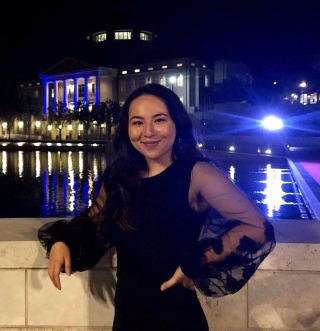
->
[[38, 212, 112, 272], [193, 213, 276, 297]]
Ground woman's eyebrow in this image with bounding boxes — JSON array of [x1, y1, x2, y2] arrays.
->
[[152, 113, 170, 118], [129, 113, 169, 120], [129, 115, 143, 120]]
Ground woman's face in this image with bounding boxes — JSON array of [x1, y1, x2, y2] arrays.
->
[[128, 94, 176, 166]]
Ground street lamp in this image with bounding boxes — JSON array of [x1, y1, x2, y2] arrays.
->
[[299, 81, 307, 105]]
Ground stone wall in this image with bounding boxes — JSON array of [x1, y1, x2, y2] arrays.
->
[[0, 218, 319, 330]]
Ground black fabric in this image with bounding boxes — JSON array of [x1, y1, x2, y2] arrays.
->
[[38, 158, 276, 331], [38, 213, 110, 272], [106, 159, 209, 331], [194, 213, 276, 297], [38, 159, 209, 331]]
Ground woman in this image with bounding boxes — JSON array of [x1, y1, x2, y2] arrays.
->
[[38, 83, 275, 331]]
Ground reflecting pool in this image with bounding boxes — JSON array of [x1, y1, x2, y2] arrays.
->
[[0, 150, 312, 220]]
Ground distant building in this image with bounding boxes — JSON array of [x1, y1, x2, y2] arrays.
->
[[11, 56, 215, 140], [117, 58, 215, 113], [4, 28, 252, 140], [40, 57, 118, 115]]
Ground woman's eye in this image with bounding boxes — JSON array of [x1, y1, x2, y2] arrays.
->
[[131, 120, 143, 125], [155, 118, 165, 123]]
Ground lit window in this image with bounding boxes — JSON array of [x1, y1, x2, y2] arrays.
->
[[177, 74, 183, 87], [115, 30, 132, 40], [160, 76, 166, 86], [88, 82, 95, 93], [310, 93, 317, 104], [204, 74, 210, 87], [148, 67, 154, 71], [140, 31, 151, 41], [121, 70, 128, 75], [177, 63, 183, 67], [162, 65, 168, 69], [134, 69, 140, 73], [68, 84, 74, 96], [94, 32, 107, 43]]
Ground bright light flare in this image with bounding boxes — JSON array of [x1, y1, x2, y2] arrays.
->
[[262, 116, 284, 131]]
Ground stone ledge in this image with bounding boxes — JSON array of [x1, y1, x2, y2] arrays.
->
[[0, 218, 319, 330]]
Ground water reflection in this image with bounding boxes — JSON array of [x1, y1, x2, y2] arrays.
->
[[0, 151, 107, 218], [2, 151, 7, 174], [225, 160, 311, 220], [0, 151, 312, 219], [18, 151, 23, 178]]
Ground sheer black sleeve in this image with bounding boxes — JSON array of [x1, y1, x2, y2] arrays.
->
[[180, 161, 276, 297], [38, 212, 112, 272], [192, 214, 276, 297]]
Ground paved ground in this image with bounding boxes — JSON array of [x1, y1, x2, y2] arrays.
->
[[287, 147, 320, 219]]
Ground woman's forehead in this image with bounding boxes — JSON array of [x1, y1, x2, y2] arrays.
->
[[129, 95, 169, 115]]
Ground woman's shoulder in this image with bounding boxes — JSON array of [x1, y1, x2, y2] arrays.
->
[[192, 159, 220, 174], [191, 159, 233, 187]]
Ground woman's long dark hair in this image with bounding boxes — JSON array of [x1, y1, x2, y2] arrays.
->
[[101, 83, 206, 230]]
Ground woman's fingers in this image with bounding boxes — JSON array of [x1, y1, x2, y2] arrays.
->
[[160, 277, 176, 291], [160, 267, 195, 291], [48, 259, 63, 290], [48, 242, 72, 290]]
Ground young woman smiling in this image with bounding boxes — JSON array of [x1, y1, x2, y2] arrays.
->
[[39, 83, 275, 331]]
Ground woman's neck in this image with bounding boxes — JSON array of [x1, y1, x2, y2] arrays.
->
[[141, 158, 174, 178]]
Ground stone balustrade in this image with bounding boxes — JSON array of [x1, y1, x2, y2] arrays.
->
[[0, 218, 319, 330]]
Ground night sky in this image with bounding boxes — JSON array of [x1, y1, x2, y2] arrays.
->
[[1, 0, 320, 85]]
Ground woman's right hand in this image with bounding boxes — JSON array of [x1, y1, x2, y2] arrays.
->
[[48, 241, 72, 290]]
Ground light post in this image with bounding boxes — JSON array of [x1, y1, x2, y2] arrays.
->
[[47, 124, 52, 139], [299, 81, 307, 105]]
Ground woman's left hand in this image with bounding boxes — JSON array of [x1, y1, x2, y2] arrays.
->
[[160, 267, 195, 291]]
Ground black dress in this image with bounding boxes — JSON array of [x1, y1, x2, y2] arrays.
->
[[107, 159, 209, 331], [38, 158, 276, 331]]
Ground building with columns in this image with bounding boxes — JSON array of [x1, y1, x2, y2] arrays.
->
[[40, 57, 118, 114], [10, 56, 215, 141], [2, 27, 254, 141]]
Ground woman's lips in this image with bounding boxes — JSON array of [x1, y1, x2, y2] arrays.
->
[[142, 140, 160, 147]]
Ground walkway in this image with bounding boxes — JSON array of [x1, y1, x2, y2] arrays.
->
[[287, 147, 320, 220]]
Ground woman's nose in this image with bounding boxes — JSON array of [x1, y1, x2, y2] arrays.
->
[[143, 122, 155, 136]]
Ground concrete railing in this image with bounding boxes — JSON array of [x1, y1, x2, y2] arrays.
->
[[0, 217, 319, 330]]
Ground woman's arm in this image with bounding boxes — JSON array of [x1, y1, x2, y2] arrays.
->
[[190, 161, 270, 262], [38, 181, 111, 274], [182, 161, 276, 297]]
